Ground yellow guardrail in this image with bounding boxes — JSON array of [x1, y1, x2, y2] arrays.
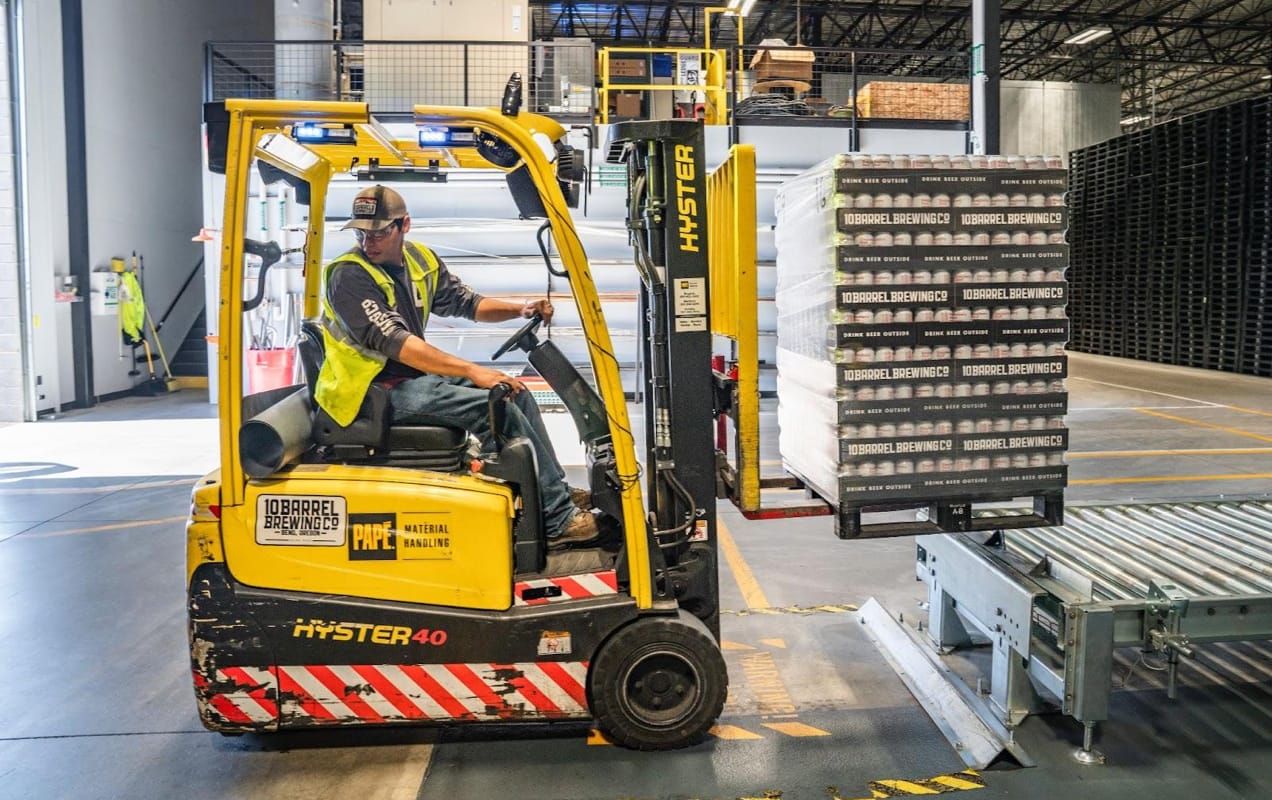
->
[[707, 144, 760, 511], [597, 47, 728, 124]]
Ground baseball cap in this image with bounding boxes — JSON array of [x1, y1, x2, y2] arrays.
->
[[341, 185, 408, 231]]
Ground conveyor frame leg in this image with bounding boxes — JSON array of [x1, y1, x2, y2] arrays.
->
[[1073, 721, 1105, 765]]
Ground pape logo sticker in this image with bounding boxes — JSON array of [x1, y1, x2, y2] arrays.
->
[[348, 513, 397, 560]]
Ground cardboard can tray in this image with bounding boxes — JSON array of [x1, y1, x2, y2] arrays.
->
[[835, 465, 1068, 505], [837, 206, 1069, 232], [837, 243, 1069, 271], [835, 392, 1069, 424], [837, 429, 1069, 462], [835, 168, 1067, 194]]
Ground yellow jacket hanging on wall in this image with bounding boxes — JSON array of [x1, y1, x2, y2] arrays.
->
[[118, 270, 146, 345]]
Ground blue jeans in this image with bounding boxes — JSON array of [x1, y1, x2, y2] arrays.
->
[[388, 374, 575, 538]]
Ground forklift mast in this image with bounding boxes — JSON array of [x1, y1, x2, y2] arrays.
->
[[609, 120, 720, 637]]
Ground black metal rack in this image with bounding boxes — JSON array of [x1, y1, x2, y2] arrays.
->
[[1067, 95, 1272, 377]]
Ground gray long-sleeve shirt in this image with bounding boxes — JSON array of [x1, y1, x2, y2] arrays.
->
[[326, 246, 483, 381]]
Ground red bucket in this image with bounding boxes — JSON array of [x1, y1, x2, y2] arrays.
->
[[247, 347, 297, 394]]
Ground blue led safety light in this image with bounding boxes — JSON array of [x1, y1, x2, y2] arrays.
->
[[290, 123, 356, 144], [418, 127, 450, 146], [418, 127, 476, 147]]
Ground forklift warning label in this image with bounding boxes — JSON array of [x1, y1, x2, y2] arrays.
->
[[255, 495, 347, 546]]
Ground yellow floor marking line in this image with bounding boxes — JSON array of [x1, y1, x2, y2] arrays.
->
[[1071, 473, 1272, 486], [586, 728, 612, 746], [721, 640, 756, 651], [0, 478, 190, 496], [1068, 447, 1272, 459], [722, 603, 858, 616], [1135, 408, 1272, 444], [1225, 404, 1272, 420], [831, 770, 985, 800], [717, 517, 771, 610], [759, 638, 787, 649], [761, 721, 830, 737], [927, 775, 986, 791], [708, 724, 764, 740], [739, 651, 798, 716], [20, 516, 188, 539]]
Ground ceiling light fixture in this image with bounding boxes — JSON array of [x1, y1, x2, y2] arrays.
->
[[1120, 114, 1150, 126], [1064, 26, 1113, 46]]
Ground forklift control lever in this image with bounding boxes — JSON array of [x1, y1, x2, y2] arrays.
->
[[242, 238, 283, 312], [488, 382, 512, 449]]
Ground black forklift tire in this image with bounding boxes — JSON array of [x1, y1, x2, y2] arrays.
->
[[588, 612, 727, 750]]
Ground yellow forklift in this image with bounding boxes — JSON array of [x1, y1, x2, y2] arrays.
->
[[188, 89, 727, 749]]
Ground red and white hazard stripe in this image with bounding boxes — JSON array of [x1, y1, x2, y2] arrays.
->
[[199, 662, 591, 726], [192, 666, 278, 725], [514, 570, 619, 606]]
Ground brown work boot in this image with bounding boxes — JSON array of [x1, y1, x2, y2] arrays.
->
[[569, 486, 593, 510], [549, 511, 600, 548]]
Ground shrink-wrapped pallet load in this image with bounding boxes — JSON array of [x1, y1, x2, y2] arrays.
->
[[775, 153, 1070, 535]]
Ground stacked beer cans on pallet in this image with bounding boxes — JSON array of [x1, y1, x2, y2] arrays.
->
[[775, 154, 1069, 538]]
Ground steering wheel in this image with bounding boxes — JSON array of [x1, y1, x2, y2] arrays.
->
[[491, 312, 544, 360]]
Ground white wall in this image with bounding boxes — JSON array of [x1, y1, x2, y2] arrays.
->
[[1000, 80, 1121, 162], [78, 0, 272, 397], [0, 5, 20, 421]]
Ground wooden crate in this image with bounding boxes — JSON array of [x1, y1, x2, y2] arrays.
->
[[855, 81, 970, 121], [749, 46, 815, 81]]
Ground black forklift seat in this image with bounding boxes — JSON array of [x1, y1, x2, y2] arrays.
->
[[297, 319, 547, 572], [297, 320, 467, 469]]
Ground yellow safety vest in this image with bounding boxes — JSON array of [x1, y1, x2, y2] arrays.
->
[[315, 242, 441, 426]]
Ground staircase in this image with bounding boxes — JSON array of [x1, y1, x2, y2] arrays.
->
[[170, 309, 209, 380]]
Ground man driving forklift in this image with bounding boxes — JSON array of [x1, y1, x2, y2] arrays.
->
[[320, 184, 600, 546], [190, 96, 726, 751]]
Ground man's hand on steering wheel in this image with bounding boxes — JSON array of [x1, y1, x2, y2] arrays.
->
[[468, 364, 524, 395], [521, 299, 554, 325]]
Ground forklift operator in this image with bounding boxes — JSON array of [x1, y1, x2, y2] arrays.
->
[[316, 184, 601, 547]]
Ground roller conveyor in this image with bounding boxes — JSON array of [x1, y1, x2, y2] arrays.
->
[[914, 500, 1272, 765]]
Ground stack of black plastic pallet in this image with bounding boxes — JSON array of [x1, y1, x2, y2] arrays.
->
[[775, 155, 1069, 538], [1244, 96, 1272, 377], [1068, 95, 1272, 377]]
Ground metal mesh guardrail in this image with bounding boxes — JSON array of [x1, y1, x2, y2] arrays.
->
[[205, 40, 596, 116], [733, 46, 969, 123]]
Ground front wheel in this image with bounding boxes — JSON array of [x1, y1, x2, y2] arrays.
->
[[588, 613, 727, 750]]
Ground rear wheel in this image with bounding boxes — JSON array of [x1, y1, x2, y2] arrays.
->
[[588, 613, 727, 750]]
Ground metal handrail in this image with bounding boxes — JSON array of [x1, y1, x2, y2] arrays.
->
[[596, 46, 729, 124]]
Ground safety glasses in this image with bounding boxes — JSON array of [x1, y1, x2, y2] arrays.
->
[[355, 219, 402, 243]]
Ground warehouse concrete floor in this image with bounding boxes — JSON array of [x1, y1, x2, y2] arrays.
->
[[1, 352, 1270, 799]]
